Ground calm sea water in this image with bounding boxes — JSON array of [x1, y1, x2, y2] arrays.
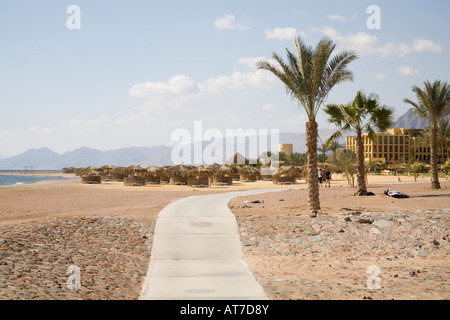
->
[[0, 172, 72, 186]]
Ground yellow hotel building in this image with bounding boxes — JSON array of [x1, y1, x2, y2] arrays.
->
[[346, 128, 435, 165]]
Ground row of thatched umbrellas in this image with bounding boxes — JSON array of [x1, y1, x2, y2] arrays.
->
[[74, 163, 336, 186]]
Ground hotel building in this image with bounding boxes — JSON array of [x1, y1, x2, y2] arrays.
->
[[346, 128, 437, 165]]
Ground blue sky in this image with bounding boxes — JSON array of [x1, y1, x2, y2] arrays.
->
[[0, 0, 449, 157]]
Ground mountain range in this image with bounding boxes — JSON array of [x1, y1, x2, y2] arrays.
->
[[0, 130, 338, 170], [0, 108, 433, 170]]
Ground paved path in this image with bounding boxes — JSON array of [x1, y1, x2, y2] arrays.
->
[[139, 188, 285, 300]]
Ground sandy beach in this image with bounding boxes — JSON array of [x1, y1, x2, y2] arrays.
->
[[0, 173, 449, 300]]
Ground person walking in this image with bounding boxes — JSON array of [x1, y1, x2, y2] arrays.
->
[[325, 169, 331, 188], [318, 169, 323, 187]]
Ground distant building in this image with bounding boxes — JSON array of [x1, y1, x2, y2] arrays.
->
[[346, 128, 443, 165], [278, 144, 293, 156], [225, 152, 249, 165]]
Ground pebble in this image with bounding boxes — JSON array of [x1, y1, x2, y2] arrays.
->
[[0, 216, 153, 300], [373, 220, 395, 228], [370, 228, 382, 235], [308, 235, 325, 243]]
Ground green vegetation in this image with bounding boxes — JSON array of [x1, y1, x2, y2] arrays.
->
[[404, 80, 450, 189], [324, 91, 394, 195]]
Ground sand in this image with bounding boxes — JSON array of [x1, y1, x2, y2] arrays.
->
[[0, 173, 449, 300], [229, 181, 450, 300]]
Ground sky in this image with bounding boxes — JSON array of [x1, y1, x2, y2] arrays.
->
[[0, 0, 449, 158]]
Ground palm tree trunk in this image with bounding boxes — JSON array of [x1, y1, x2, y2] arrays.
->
[[306, 120, 320, 213], [355, 133, 367, 195], [430, 126, 441, 189]]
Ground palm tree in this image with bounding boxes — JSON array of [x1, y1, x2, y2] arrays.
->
[[317, 142, 330, 163], [328, 139, 344, 164], [324, 91, 394, 195], [257, 37, 358, 215], [437, 119, 450, 162], [417, 118, 450, 163], [404, 80, 450, 189]]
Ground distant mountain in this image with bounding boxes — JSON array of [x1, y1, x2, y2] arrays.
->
[[0, 146, 173, 170], [0, 129, 344, 170], [393, 108, 430, 129]]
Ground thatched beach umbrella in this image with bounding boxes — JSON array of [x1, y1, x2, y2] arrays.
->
[[80, 169, 102, 184], [123, 165, 146, 186], [159, 166, 172, 184], [185, 166, 213, 187], [211, 165, 234, 185], [272, 166, 299, 185], [229, 165, 240, 181], [99, 165, 116, 181], [165, 165, 193, 185], [145, 166, 163, 184], [76, 166, 100, 177], [109, 166, 126, 181], [238, 166, 260, 182]]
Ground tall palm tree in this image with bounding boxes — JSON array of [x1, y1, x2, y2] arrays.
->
[[324, 91, 394, 195], [437, 119, 450, 162], [257, 37, 358, 215], [417, 118, 450, 163], [404, 80, 450, 189]]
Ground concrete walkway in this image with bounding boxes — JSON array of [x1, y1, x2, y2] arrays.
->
[[139, 188, 285, 300]]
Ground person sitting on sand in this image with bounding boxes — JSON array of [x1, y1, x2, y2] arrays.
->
[[325, 169, 331, 188]]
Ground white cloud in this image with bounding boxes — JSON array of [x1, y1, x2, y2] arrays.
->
[[321, 26, 377, 55], [265, 28, 305, 40], [412, 38, 442, 53], [321, 26, 443, 58], [214, 14, 249, 31], [327, 14, 347, 22], [397, 65, 420, 75], [262, 104, 277, 111], [200, 70, 277, 94], [26, 127, 52, 134], [375, 73, 386, 81], [129, 75, 199, 98], [129, 67, 278, 112], [309, 26, 320, 33], [129, 75, 203, 111]]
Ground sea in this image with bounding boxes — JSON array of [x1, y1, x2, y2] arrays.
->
[[0, 171, 73, 186]]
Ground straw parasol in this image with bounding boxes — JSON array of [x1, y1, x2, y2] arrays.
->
[[272, 166, 299, 185], [185, 166, 213, 187], [165, 165, 193, 185], [80, 169, 101, 184], [159, 166, 172, 184], [110, 167, 126, 181], [211, 165, 235, 185], [145, 166, 163, 184], [99, 165, 117, 181], [238, 166, 260, 182], [76, 166, 100, 177], [123, 165, 147, 186]]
